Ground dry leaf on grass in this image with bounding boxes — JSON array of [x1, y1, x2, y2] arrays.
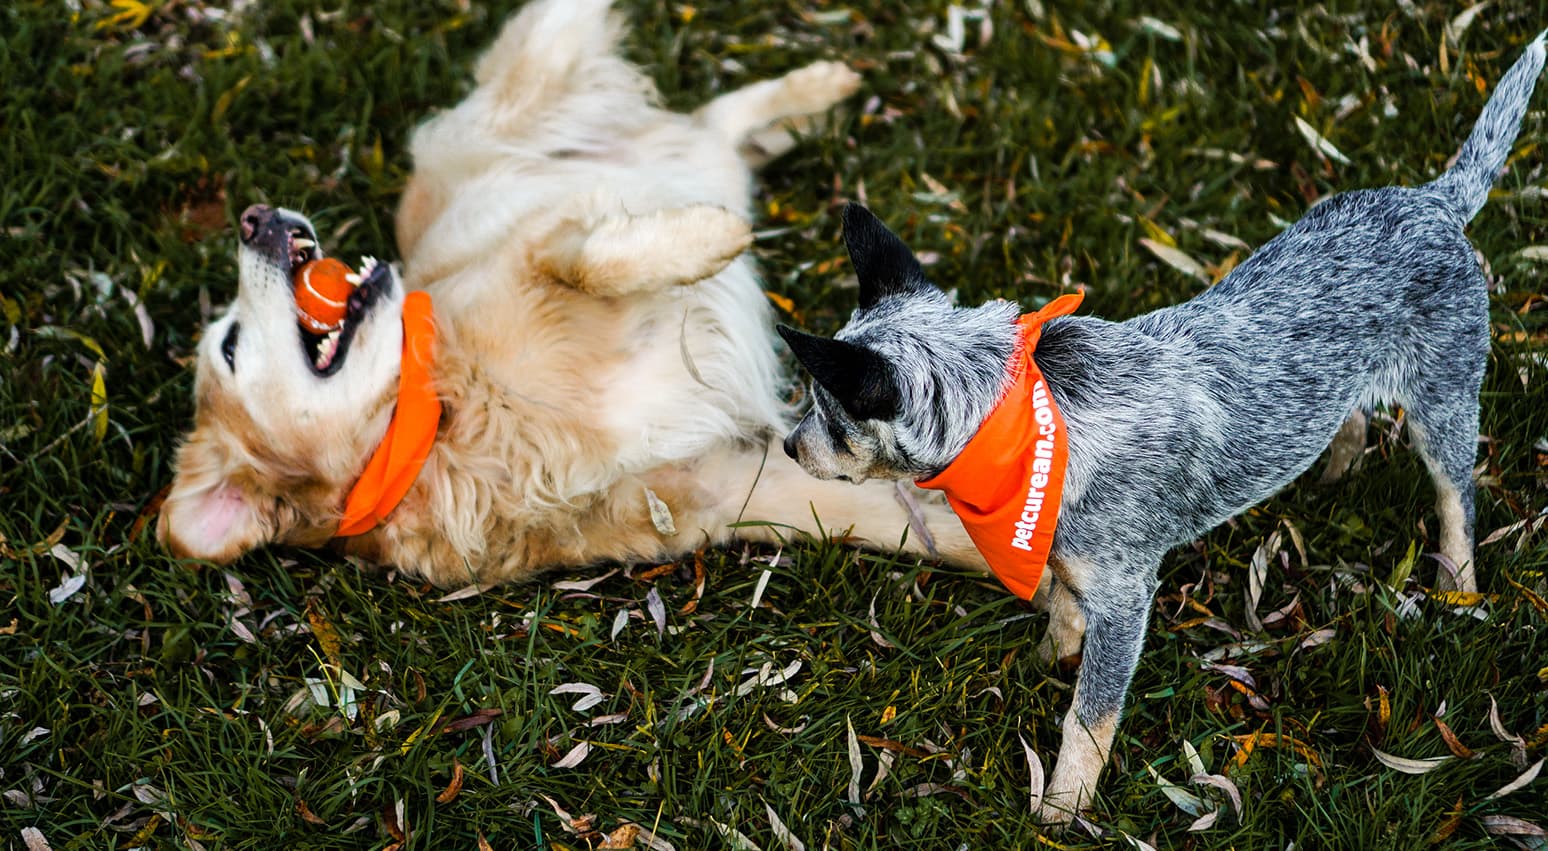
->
[[435, 760, 464, 804], [1139, 238, 1209, 283], [1487, 758, 1544, 801], [1292, 115, 1351, 165], [1370, 748, 1451, 774], [764, 803, 806, 851], [20, 827, 51, 851], [553, 741, 591, 769], [1019, 733, 1045, 814]]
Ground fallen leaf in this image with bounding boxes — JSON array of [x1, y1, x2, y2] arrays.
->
[[855, 735, 931, 759], [552, 569, 619, 592], [1292, 115, 1351, 165], [1145, 764, 1210, 817], [20, 827, 50, 851], [304, 599, 343, 670], [1370, 748, 1451, 775], [600, 823, 641, 849], [645, 587, 667, 638], [1019, 733, 1045, 814], [553, 741, 591, 769], [1139, 238, 1209, 283], [550, 682, 607, 712], [751, 568, 773, 610], [1487, 757, 1544, 800], [1296, 628, 1337, 651], [1445, 1, 1491, 44], [764, 804, 806, 851], [1481, 815, 1547, 838], [1433, 716, 1476, 759], [295, 797, 326, 825], [435, 760, 465, 804], [845, 717, 864, 807]]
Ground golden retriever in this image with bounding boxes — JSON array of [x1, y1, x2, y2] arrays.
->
[[159, 0, 986, 590]]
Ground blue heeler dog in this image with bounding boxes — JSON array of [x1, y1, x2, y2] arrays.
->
[[776, 34, 1545, 824]]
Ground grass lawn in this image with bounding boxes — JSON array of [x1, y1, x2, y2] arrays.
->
[[4, 0, 1548, 848]]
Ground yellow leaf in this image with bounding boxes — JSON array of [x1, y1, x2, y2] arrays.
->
[[212, 75, 252, 124], [1139, 218, 1176, 248], [305, 598, 344, 670], [95, 0, 154, 31], [880, 704, 896, 725], [90, 361, 108, 442], [765, 290, 797, 316]]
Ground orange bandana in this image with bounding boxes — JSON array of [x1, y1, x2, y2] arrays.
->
[[336, 291, 441, 537], [915, 293, 1083, 600]]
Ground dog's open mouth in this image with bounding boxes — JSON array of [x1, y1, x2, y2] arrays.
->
[[296, 251, 393, 377]]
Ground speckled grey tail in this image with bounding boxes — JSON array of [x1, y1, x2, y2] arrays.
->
[[1430, 30, 1547, 220]]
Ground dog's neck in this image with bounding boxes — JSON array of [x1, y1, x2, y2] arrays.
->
[[851, 295, 1022, 474]]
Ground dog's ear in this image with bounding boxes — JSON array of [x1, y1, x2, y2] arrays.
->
[[777, 325, 900, 421], [157, 438, 272, 564], [842, 203, 931, 309]]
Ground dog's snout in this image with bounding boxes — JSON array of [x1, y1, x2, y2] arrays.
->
[[239, 205, 272, 245], [782, 432, 799, 460]]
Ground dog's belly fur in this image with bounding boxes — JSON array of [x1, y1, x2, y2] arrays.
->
[[1042, 186, 1487, 556]]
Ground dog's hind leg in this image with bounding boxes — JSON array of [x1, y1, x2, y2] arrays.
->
[[1038, 557, 1157, 826], [534, 205, 753, 297], [1408, 407, 1481, 593], [1402, 361, 1484, 593], [723, 446, 990, 574], [1318, 409, 1368, 484], [695, 61, 861, 167]]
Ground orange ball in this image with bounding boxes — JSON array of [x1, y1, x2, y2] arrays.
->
[[293, 258, 354, 333]]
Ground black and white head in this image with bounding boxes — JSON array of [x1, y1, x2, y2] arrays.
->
[[777, 204, 1021, 483]]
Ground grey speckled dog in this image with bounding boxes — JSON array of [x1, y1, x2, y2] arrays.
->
[[776, 34, 1545, 825]]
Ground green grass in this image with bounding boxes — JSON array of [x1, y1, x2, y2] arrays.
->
[[3, 0, 1548, 848]]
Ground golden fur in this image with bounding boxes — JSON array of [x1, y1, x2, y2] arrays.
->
[[160, 0, 992, 590]]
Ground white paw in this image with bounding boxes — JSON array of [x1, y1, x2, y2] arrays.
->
[[787, 60, 862, 107]]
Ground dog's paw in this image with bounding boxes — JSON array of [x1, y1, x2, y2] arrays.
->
[[786, 60, 862, 109], [677, 206, 753, 274]]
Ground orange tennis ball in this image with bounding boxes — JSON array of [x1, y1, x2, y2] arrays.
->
[[293, 257, 354, 333]]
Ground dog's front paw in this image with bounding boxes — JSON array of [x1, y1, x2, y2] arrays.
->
[[786, 60, 862, 109], [678, 206, 754, 273]]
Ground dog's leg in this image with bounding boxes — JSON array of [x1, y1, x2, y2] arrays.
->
[[534, 206, 752, 297], [1034, 574, 1087, 667], [1405, 378, 1483, 593], [716, 446, 989, 572], [1318, 409, 1368, 484], [695, 61, 861, 167], [1411, 417, 1479, 593], [1038, 558, 1157, 826]]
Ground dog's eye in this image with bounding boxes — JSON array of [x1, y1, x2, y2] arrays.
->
[[221, 323, 240, 372]]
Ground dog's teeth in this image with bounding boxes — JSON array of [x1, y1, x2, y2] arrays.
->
[[345, 273, 362, 286], [293, 238, 316, 249]]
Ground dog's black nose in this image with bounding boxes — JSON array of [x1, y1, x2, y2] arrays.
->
[[782, 432, 799, 460], [239, 204, 272, 244]]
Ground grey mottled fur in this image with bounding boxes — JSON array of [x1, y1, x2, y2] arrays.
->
[[780, 32, 1545, 821]]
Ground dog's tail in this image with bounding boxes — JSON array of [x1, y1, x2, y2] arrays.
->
[[1429, 30, 1547, 221], [471, 0, 628, 105]]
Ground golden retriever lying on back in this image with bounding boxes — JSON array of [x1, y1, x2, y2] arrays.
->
[[159, 0, 984, 588]]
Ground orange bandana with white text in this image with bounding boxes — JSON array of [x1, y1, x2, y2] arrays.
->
[[336, 291, 441, 537], [915, 293, 1083, 600]]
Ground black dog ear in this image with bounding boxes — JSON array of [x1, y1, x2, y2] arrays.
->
[[777, 325, 901, 421], [841, 203, 930, 310]]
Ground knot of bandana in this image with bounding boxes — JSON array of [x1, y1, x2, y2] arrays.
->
[[915, 292, 1083, 599]]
